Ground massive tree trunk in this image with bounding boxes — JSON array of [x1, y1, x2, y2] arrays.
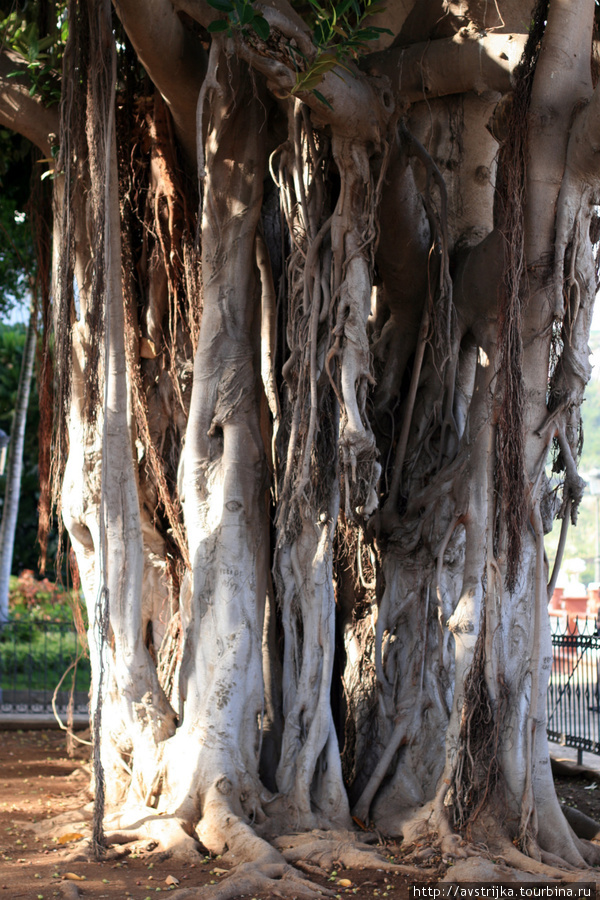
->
[[3, 0, 600, 889]]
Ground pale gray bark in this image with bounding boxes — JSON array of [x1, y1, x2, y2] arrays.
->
[[8, 0, 600, 886]]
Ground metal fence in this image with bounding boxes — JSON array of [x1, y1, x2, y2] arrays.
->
[[0, 613, 599, 754], [547, 615, 600, 762], [0, 618, 89, 715]]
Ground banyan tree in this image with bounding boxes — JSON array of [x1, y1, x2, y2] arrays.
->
[[2, 0, 600, 891]]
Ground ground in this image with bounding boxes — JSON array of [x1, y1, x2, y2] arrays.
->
[[0, 730, 443, 900], [1, 730, 599, 899]]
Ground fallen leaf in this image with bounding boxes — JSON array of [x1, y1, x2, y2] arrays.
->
[[165, 876, 179, 886], [63, 873, 86, 881], [213, 867, 228, 875], [58, 833, 84, 844]]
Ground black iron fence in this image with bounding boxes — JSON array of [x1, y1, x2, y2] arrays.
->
[[547, 615, 600, 762], [0, 612, 599, 754], [0, 618, 89, 715]]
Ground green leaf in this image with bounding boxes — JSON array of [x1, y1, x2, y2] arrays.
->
[[251, 15, 270, 40], [27, 38, 39, 62], [239, 2, 255, 25], [206, 0, 234, 11], [312, 89, 333, 110], [306, 0, 327, 16], [207, 19, 230, 32], [335, 0, 354, 16], [295, 72, 326, 92]]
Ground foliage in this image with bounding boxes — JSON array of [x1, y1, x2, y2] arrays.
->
[[206, 0, 390, 107], [0, 572, 89, 698], [1, 5, 65, 107], [290, 0, 391, 102], [7, 570, 83, 624], [0, 145, 36, 312], [206, 0, 270, 39]]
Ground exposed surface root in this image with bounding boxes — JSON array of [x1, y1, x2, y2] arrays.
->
[[103, 811, 203, 862], [562, 805, 600, 841], [272, 830, 422, 875], [59, 884, 82, 900], [174, 861, 336, 899], [29, 806, 92, 840], [441, 858, 553, 883], [442, 853, 600, 884], [493, 835, 593, 880], [579, 839, 600, 866]]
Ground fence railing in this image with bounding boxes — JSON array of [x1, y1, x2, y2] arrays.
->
[[0, 612, 599, 754], [0, 618, 89, 715], [547, 614, 600, 762]]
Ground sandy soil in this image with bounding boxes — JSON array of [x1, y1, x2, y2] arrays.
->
[[1, 729, 599, 899], [0, 729, 441, 899]]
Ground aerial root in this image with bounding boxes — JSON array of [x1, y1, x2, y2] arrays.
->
[[430, 794, 471, 860], [272, 830, 422, 875], [173, 861, 336, 900]]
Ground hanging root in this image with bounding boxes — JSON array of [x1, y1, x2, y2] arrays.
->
[[449, 627, 507, 834], [494, 2, 550, 592]]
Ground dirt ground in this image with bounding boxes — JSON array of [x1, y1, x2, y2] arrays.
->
[[0, 730, 598, 900]]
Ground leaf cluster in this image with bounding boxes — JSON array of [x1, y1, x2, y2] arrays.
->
[[291, 0, 391, 104], [0, 187, 34, 311], [1, 5, 66, 107], [205, 0, 390, 108], [206, 0, 270, 40]]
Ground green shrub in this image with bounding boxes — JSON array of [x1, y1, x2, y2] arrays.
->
[[1, 571, 90, 697]]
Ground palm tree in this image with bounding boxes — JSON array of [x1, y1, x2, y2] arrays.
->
[[0, 293, 37, 623]]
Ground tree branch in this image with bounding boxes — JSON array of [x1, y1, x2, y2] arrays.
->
[[563, 76, 600, 185], [0, 50, 59, 157], [363, 31, 526, 103], [175, 0, 393, 141], [112, 0, 207, 166], [524, 0, 595, 269]]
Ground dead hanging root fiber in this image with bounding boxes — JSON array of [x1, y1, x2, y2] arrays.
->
[[119, 102, 191, 568], [495, 0, 549, 592], [51, 0, 92, 552], [450, 623, 509, 833], [28, 163, 54, 572]]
